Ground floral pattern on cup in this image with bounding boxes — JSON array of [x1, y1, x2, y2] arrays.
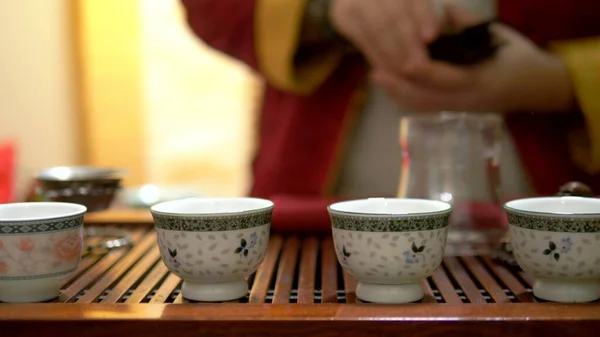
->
[[332, 227, 447, 282], [509, 226, 600, 279], [234, 232, 257, 258], [542, 237, 573, 262], [403, 242, 426, 264], [156, 225, 270, 282], [0, 231, 83, 280], [339, 245, 351, 267]]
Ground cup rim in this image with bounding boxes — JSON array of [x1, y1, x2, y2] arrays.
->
[[0, 202, 87, 223], [150, 197, 274, 217], [504, 196, 600, 218], [327, 198, 452, 218], [36, 165, 124, 181]]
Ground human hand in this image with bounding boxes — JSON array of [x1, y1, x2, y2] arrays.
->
[[329, 0, 442, 75], [370, 5, 575, 113]]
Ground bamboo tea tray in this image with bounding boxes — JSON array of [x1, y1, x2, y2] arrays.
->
[[1, 214, 600, 336]]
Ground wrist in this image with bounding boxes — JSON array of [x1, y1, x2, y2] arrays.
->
[[502, 52, 575, 113], [544, 53, 576, 111], [301, 0, 347, 46]]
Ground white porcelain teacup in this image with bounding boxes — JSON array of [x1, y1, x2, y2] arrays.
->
[[151, 197, 273, 302], [328, 198, 452, 303], [0, 202, 86, 302], [505, 196, 600, 303]]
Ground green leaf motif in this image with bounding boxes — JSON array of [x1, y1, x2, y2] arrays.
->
[[549, 241, 556, 251], [553, 253, 560, 262], [342, 245, 351, 258], [168, 248, 177, 258], [543, 249, 552, 255], [241, 239, 247, 248], [411, 242, 418, 253], [243, 249, 249, 257], [417, 245, 425, 253], [234, 247, 242, 254]]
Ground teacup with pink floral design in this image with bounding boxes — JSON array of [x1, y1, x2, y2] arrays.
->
[[0, 202, 86, 303]]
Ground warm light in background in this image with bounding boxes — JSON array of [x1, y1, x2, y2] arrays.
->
[[140, 0, 261, 197], [77, 0, 261, 198]]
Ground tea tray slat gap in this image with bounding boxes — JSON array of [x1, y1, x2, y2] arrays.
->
[[149, 272, 181, 304], [443, 257, 487, 303], [481, 256, 533, 303], [58, 229, 148, 302], [77, 231, 157, 303], [460, 255, 511, 303], [125, 259, 170, 303]]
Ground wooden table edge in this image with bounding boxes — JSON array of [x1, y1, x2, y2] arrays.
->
[[1, 303, 600, 321]]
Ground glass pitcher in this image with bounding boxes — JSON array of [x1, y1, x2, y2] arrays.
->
[[397, 111, 505, 244]]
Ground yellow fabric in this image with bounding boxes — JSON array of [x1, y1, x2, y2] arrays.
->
[[255, 0, 344, 94], [551, 37, 600, 174]]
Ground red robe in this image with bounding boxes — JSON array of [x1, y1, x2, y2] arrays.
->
[[181, 0, 600, 233]]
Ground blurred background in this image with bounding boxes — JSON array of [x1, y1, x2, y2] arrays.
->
[[0, 0, 262, 203]]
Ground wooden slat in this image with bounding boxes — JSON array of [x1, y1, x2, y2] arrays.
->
[[430, 266, 462, 304], [100, 246, 161, 303], [173, 293, 184, 304], [125, 261, 170, 303], [461, 256, 510, 303], [249, 235, 284, 303], [85, 209, 152, 224], [481, 257, 533, 303], [519, 271, 534, 287], [343, 271, 358, 304], [320, 237, 338, 303], [61, 254, 101, 287], [444, 257, 486, 304], [76, 232, 157, 303], [421, 279, 436, 303], [150, 273, 181, 303], [297, 237, 318, 304], [272, 236, 301, 303], [59, 230, 147, 302]]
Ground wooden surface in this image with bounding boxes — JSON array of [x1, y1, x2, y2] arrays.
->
[[2, 223, 600, 336], [84, 208, 152, 224]]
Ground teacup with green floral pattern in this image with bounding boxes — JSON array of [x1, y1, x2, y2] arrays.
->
[[328, 198, 452, 303], [505, 196, 600, 303], [151, 197, 273, 302]]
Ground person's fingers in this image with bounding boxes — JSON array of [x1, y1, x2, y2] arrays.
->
[[364, 0, 411, 70], [443, 1, 482, 29], [331, 2, 390, 68], [354, 0, 428, 76], [390, 0, 429, 72], [351, 6, 400, 71], [372, 70, 482, 112], [410, 0, 440, 42], [405, 61, 476, 89]]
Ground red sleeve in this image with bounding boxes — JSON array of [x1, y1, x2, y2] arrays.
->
[[269, 195, 345, 234], [180, 0, 259, 70]]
